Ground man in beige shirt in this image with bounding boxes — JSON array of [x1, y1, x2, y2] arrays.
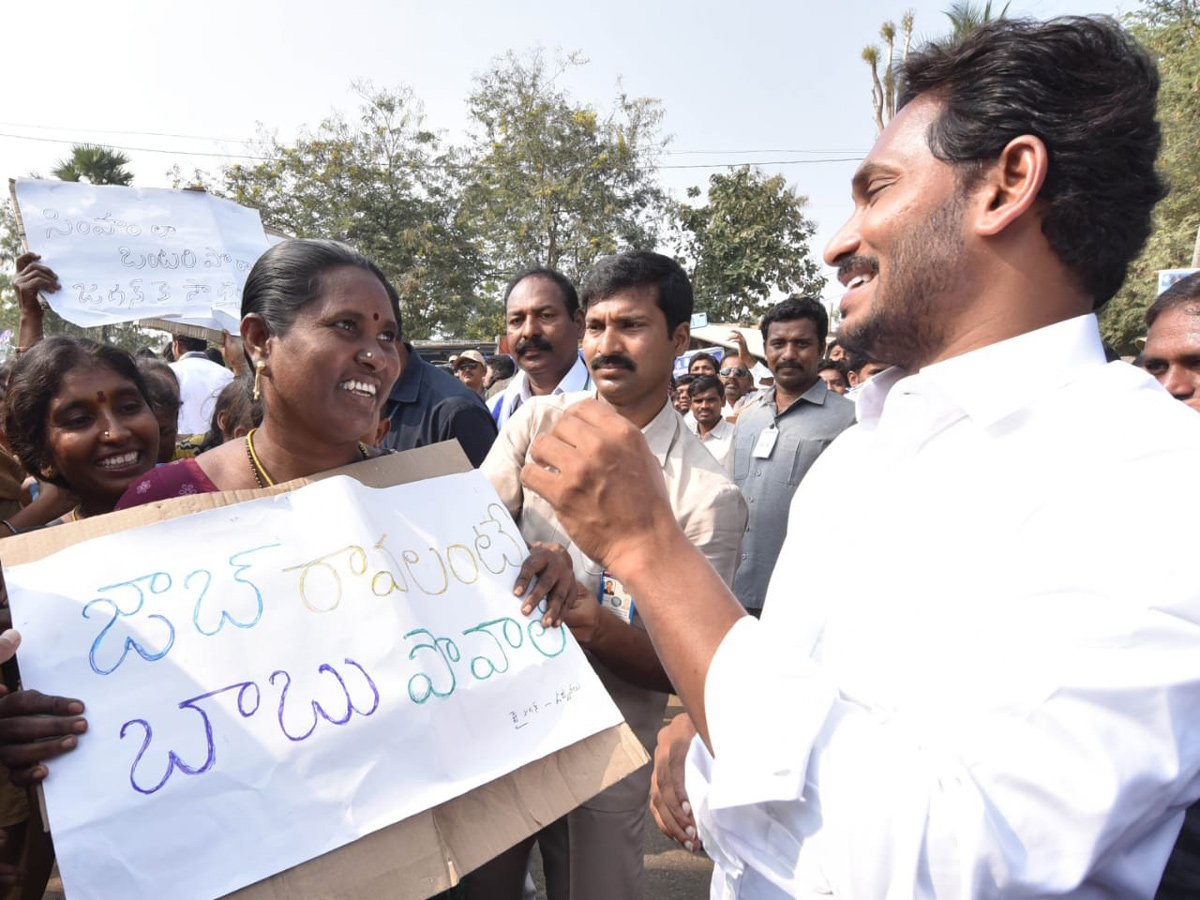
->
[[471, 250, 747, 900]]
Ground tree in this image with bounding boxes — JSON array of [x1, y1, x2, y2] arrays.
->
[[461, 50, 669, 287], [675, 166, 826, 323], [1100, 0, 1200, 352], [51, 144, 134, 186], [862, 11, 915, 133], [944, 1, 1010, 40], [221, 83, 484, 340]]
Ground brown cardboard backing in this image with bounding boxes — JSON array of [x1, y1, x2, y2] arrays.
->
[[133, 318, 224, 343], [0, 443, 648, 899]]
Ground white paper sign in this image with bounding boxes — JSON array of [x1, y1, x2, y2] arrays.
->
[[1157, 267, 1200, 295], [11, 178, 270, 331], [6, 471, 622, 900]]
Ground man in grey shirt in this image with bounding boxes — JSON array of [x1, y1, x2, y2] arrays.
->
[[730, 296, 856, 615]]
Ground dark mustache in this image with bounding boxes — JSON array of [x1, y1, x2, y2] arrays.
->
[[591, 354, 637, 372], [836, 254, 880, 284], [514, 336, 554, 356]]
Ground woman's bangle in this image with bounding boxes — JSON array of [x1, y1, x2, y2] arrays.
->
[[1, 519, 18, 535]]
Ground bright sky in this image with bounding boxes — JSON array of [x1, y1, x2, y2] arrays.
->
[[4, 0, 1129, 314]]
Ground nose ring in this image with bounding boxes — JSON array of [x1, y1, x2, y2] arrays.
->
[[103, 430, 110, 438], [363, 350, 374, 360]]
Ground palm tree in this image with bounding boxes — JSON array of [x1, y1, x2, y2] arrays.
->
[[944, 0, 1011, 41], [51, 144, 134, 186]]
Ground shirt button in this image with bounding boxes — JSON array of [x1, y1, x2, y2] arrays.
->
[[755, 468, 762, 476], [741, 553, 747, 560]]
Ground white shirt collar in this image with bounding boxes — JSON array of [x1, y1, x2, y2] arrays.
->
[[692, 416, 734, 442], [521, 352, 590, 400], [507, 352, 589, 404], [855, 314, 1106, 430], [497, 353, 591, 426], [642, 397, 681, 467]]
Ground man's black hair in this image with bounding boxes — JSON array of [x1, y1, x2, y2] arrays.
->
[[818, 358, 850, 379], [689, 352, 720, 373], [580, 251, 693, 333], [689, 373, 725, 400], [1147, 273, 1200, 329], [488, 354, 517, 380], [759, 296, 829, 346], [502, 267, 580, 319], [845, 347, 885, 376], [899, 17, 1165, 308], [174, 334, 208, 354]]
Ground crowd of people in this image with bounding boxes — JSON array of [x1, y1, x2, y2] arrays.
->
[[0, 13, 1195, 900]]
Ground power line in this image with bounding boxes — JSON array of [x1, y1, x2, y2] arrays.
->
[[0, 118, 866, 159], [664, 148, 868, 156], [0, 131, 272, 161], [0, 130, 862, 170], [657, 158, 861, 169], [0, 121, 247, 145]]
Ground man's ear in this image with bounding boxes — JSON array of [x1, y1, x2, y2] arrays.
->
[[572, 308, 585, 340], [973, 134, 1049, 237], [671, 322, 691, 357]]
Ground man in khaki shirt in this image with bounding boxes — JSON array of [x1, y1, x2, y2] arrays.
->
[[472, 251, 747, 900]]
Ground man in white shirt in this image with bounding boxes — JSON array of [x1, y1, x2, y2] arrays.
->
[[169, 334, 233, 435], [687, 374, 735, 470], [492, 267, 591, 428], [519, 17, 1200, 899], [720, 329, 761, 415]]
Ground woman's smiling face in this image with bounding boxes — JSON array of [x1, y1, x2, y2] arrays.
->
[[45, 363, 159, 513], [263, 265, 402, 445]]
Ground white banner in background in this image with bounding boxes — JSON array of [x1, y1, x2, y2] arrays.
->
[[12, 178, 270, 331]]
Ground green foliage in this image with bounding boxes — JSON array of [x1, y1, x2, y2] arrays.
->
[[675, 166, 825, 323], [1101, 1, 1200, 353], [221, 83, 484, 340], [460, 50, 669, 286], [0, 199, 24, 330], [943, 1, 1010, 41], [50, 144, 134, 186]]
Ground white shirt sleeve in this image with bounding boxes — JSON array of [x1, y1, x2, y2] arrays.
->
[[688, 608, 1196, 898]]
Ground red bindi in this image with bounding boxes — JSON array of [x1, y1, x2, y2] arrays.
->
[[96, 391, 107, 403], [373, 313, 379, 321]]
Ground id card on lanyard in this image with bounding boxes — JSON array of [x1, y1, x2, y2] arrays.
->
[[752, 424, 779, 459], [598, 570, 635, 624]]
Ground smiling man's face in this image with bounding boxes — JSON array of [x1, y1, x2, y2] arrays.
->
[[824, 96, 972, 371]]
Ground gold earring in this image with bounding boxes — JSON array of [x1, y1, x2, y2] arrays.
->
[[40, 465, 55, 480], [253, 360, 266, 402]]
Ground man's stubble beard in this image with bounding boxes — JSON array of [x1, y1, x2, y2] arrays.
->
[[839, 194, 966, 372]]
